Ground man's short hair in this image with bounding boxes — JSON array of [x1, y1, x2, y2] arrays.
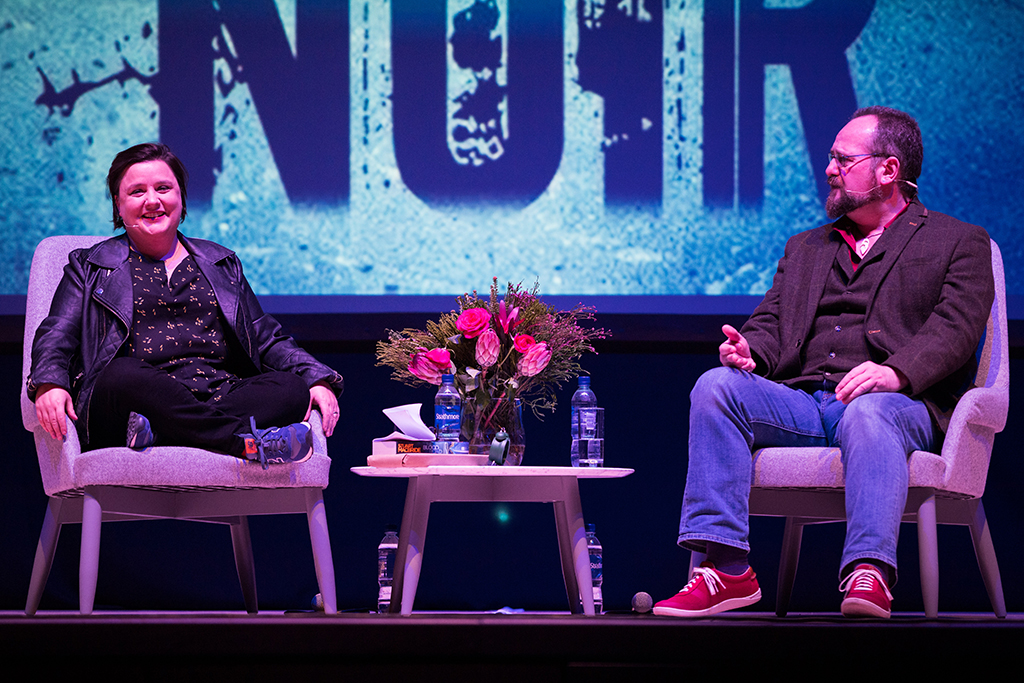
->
[[851, 106, 922, 200]]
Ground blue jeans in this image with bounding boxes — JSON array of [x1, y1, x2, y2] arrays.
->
[[679, 367, 941, 584]]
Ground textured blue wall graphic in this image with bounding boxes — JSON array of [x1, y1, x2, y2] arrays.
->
[[1, 0, 1022, 299]]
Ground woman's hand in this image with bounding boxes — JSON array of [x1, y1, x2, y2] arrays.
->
[[306, 381, 339, 437], [35, 383, 78, 440]]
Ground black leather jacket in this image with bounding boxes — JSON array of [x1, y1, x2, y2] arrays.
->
[[27, 234, 343, 441]]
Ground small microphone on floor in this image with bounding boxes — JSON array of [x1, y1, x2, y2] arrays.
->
[[632, 591, 653, 614]]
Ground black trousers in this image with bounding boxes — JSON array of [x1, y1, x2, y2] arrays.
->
[[86, 357, 309, 456]]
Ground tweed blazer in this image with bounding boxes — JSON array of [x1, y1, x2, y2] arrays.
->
[[741, 200, 994, 429]]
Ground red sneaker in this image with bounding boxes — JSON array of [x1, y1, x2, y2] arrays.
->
[[653, 563, 761, 617], [840, 564, 892, 619]]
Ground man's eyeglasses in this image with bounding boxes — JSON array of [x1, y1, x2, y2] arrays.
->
[[827, 152, 886, 169]]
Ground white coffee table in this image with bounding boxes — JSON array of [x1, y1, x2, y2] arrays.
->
[[351, 465, 634, 615]]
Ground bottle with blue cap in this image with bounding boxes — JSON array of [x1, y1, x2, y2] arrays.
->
[[570, 376, 601, 466], [434, 374, 461, 451], [377, 524, 399, 613], [586, 523, 603, 613]]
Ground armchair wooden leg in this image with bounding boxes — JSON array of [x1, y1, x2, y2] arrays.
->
[[305, 489, 337, 615], [968, 499, 1007, 618], [688, 551, 706, 580], [916, 492, 939, 618], [776, 517, 805, 617], [230, 516, 258, 614], [80, 489, 102, 615], [25, 497, 64, 615]]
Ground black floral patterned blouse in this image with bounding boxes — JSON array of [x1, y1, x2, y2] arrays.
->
[[127, 251, 240, 402]]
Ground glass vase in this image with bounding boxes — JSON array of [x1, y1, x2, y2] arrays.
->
[[462, 393, 525, 466]]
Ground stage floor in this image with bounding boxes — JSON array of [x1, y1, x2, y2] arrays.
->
[[2, 610, 1020, 679]]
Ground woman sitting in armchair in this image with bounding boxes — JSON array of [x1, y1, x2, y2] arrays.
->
[[28, 142, 343, 468]]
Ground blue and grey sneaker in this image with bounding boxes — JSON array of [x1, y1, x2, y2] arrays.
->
[[127, 411, 155, 450], [238, 417, 313, 469]]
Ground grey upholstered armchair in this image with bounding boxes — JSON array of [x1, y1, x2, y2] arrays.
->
[[22, 235, 338, 614], [693, 240, 1008, 618]]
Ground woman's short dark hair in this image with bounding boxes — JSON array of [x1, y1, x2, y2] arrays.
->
[[106, 142, 189, 230], [851, 106, 923, 200]]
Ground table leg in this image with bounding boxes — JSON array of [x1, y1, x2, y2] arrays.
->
[[554, 477, 594, 615], [391, 475, 434, 615]]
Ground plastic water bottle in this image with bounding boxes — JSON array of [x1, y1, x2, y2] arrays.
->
[[570, 376, 598, 466], [434, 374, 462, 449], [586, 523, 603, 613], [377, 524, 399, 613]]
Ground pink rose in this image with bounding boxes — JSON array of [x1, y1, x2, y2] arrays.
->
[[475, 328, 500, 367], [518, 342, 551, 377], [456, 308, 491, 339], [513, 334, 536, 353], [408, 348, 443, 384], [425, 347, 452, 369]]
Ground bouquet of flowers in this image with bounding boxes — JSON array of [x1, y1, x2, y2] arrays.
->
[[375, 279, 608, 425]]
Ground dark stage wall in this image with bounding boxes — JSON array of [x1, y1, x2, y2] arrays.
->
[[2, 337, 1021, 616]]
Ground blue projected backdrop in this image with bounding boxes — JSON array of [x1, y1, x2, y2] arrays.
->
[[2, 1, 1022, 307]]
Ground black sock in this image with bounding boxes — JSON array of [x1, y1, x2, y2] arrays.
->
[[706, 543, 750, 576]]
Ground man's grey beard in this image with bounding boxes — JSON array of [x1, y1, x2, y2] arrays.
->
[[825, 183, 883, 219]]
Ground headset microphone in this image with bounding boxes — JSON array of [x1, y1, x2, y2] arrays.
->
[[843, 185, 880, 196]]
